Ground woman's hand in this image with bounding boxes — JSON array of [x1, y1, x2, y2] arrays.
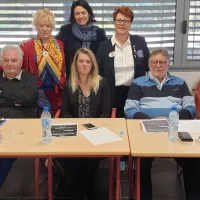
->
[[19, 40, 28, 47]]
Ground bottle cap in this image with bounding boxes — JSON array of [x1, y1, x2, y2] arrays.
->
[[120, 131, 124, 136], [171, 106, 177, 111], [43, 107, 49, 111]]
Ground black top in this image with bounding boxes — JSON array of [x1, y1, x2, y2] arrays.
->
[[60, 78, 111, 118], [56, 23, 107, 77], [78, 87, 91, 118], [0, 71, 38, 118], [96, 34, 150, 107]]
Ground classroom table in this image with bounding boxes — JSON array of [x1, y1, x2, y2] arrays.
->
[[0, 118, 130, 200], [126, 119, 200, 200]]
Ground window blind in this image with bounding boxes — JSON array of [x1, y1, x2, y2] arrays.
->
[[0, 0, 176, 62], [187, 0, 200, 60]]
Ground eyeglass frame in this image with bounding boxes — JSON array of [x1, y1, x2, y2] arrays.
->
[[115, 18, 131, 25], [150, 60, 169, 66]]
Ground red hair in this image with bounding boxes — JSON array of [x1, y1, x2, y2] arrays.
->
[[113, 6, 134, 22]]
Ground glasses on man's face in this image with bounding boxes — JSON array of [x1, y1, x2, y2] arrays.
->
[[115, 19, 131, 25], [150, 60, 169, 66]]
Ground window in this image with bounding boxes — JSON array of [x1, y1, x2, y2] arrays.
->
[[187, 0, 200, 61], [4, 0, 200, 68]]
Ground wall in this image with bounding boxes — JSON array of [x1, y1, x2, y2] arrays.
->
[[171, 71, 200, 94]]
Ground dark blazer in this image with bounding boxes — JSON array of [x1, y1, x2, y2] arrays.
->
[[97, 34, 150, 106], [61, 78, 111, 118], [56, 24, 107, 77]]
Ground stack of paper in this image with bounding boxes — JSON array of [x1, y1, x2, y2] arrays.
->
[[140, 120, 169, 133]]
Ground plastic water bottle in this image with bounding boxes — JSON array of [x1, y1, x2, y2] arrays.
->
[[168, 106, 179, 141], [41, 107, 52, 143]]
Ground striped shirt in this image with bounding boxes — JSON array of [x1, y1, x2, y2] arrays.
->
[[124, 72, 196, 119]]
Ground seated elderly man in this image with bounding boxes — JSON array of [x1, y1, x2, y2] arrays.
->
[[0, 45, 38, 188], [125, 48, 199, 200]]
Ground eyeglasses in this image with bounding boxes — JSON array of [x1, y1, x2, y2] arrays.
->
[[115, 19, 131, 25], [150, 60, 169, 66]]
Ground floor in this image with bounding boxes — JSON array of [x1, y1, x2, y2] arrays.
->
[[0, 158, 185, 200]]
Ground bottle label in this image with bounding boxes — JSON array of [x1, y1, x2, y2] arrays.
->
[[42, 118, 50, 126]]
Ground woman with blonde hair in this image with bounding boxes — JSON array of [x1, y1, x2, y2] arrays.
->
[[61, 47, 111, 118], [58, 48, 111, 200], [21, 8, 66, 115]]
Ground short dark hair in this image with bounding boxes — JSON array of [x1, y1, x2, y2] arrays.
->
[[69, 0, 96, 24]]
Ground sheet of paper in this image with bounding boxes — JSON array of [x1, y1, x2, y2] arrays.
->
[[140, 120, 169, 133], [0, 119, 9, 127], [51, 123, 78, 137], [80, 127, 122, 145], [178, 120, 200, 133]]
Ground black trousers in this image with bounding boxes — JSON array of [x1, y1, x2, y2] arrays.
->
[[140, 157, 200, 200], [57, 158, 100, 200], [115, 86, 130, 118], [0, 158, 16, 188]]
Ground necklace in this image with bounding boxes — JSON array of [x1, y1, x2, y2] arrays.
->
[[41, 40, 49, 57], [43, 51, 49, 57]]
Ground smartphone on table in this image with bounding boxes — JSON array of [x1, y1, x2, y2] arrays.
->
[[178, 132, 193, 142], [82, 123, 97, 130]]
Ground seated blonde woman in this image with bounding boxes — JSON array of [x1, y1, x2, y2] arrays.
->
[[61, 47, 111, 118], [21, 9, 66, 115], [58, 48, 111, 200]]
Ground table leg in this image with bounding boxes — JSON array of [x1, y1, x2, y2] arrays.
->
[[115, 157, 120, 200], [109, 158, 114, 200], [128, 155, 134, 199], [48, 157, 53, 200], [34, 157, 39, 200], [136, 157, 140, 200]]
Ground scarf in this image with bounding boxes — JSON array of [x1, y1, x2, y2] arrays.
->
[[72, 22, 98, 48], [34, 36, 63, 86]]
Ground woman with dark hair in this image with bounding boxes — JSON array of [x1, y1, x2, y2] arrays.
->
[[56, 0, 107, 77]]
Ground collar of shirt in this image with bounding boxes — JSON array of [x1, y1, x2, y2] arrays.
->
[[111, 33, 131, 47], [145, 71, 174, 90], [3, 70, 22, 80]]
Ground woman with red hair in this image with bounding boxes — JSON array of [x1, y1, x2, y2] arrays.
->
[[97, 6, 150, 171], [97, 6, 150, 118]]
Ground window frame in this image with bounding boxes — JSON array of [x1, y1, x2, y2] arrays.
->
[[175, 0, 200, 70]]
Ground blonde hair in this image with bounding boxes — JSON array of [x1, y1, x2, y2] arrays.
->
[[70, 48, 102, 94], [32, 8, 55, 28]]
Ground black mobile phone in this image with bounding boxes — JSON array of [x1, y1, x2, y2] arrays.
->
[[82, 123, 97, 130], [178, 132, 193, 142]]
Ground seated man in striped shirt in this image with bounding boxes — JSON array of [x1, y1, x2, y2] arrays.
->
[[124, 48, 199, 200]]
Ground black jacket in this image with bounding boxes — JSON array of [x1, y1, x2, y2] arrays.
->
[[97, 34, 150, 106], [56, 24, 107, 77], [61, 78, 111, 118], [0, 71, 38, 118]]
